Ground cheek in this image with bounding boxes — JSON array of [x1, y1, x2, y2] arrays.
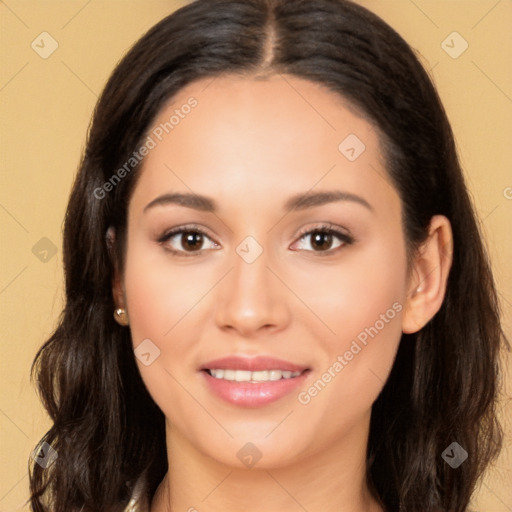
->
[[291, 232, 407, 344], [121, 234, 239, 404], [122, 240, 204, 372], [292, 236, 407, 425], [122, 245, 213, 419], [123, 234, 219, 342]]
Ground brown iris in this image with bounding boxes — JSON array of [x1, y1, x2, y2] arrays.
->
[[310, 231, 334, 251], [181, 231, 204, 251]]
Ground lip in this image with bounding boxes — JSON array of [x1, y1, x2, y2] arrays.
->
[[201, 370, 310, 407], [199, 356, 311, 408]]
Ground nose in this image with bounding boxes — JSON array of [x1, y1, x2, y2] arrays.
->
[[214, 246, 291, 337]]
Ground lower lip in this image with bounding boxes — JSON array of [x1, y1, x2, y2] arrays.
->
[[201, 370, 310, 407]]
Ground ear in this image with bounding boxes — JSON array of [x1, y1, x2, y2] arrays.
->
[[402, 215, 453, 334], [106, 226, 126, 310]]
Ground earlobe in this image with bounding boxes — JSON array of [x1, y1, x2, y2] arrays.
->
[[402, 215, 453, 334]]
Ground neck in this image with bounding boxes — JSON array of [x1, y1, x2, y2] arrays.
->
[[150, 416, 384, 512]]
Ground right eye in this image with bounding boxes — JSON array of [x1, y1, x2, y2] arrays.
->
[[158, 225, 220, 257]]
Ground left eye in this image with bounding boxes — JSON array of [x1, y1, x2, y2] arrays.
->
[[292, 228, 353, 253]]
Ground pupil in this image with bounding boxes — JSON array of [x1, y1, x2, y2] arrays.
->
[[183, 232, 203, 251], [312, 232, 332, 251]]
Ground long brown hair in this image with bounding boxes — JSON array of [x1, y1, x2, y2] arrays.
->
[[29, 1, 507, 510]]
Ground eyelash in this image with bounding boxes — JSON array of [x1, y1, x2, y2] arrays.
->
[[157, 222, 355, 258]]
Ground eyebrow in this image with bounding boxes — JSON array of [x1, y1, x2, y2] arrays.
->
[[143, 190, 373, 214]]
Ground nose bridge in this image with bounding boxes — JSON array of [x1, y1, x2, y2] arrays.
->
[[214, 237, 290, 334]]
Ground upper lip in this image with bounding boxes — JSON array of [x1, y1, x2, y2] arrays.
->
[[200, 356, 309, 373]]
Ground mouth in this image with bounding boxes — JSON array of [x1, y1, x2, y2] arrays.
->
[[204, 368, 303, 382], [199, 356, 311, 407]]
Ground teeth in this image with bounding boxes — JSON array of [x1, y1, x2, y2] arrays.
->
[[209, 369, 302, 382], [235, 370, 251, 381]]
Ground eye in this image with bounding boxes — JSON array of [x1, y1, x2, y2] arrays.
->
[[158, 225, 220, 256], [157, 223, 354, 257], [291, 223, 354, 255]]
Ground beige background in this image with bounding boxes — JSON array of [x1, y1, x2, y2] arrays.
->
[[1, 1, 510, 510]]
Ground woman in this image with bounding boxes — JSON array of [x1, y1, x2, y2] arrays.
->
[[29, 0, 506, 511]]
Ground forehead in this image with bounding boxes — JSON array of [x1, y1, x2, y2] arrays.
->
[[130, 73, 399, 218]]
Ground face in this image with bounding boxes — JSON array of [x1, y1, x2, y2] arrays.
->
[[117, 74, 411, 469]]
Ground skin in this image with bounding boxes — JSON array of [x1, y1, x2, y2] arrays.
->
[[112, 74, 453, 512]]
